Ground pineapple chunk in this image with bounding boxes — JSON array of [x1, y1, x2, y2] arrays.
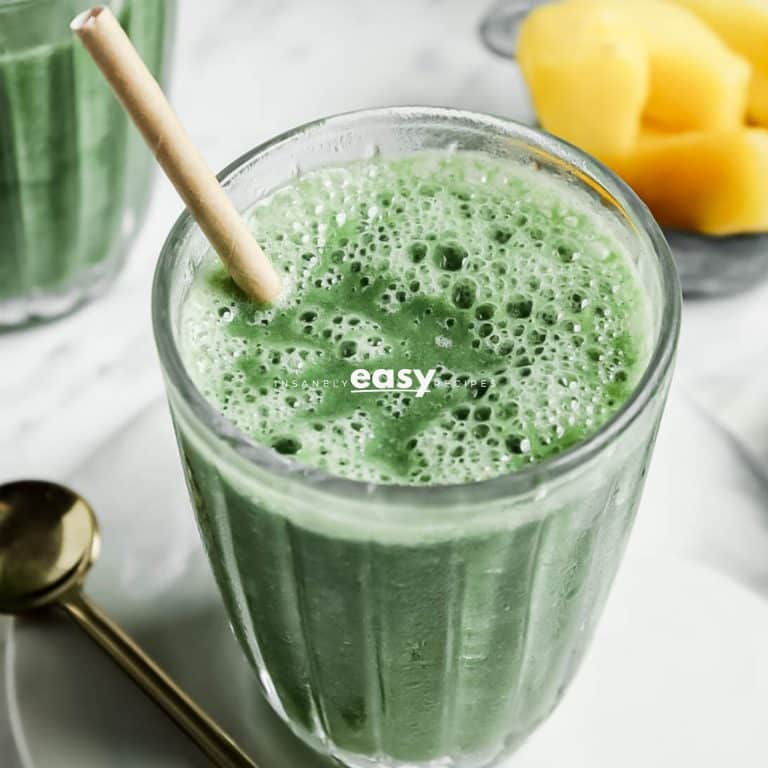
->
[[749, 70, 768, 127], [671, 0, 768, 73], [519, 0, 749, 148], [517, 2, 649, 157], [617, 0, 750, 131], [605, 128, 768, 235], [670, 0, 768, 127]]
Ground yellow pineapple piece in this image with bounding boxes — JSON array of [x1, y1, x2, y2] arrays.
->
[[517, 2, 649, 157], [518, 0, 749, 149], [605, 127, 768, 235], [749, 70, 768, 126], [671, 0, 768, 72], [671, 0, 768, 127], [617, 0, 750, 131], [517, 0, 767, 235]]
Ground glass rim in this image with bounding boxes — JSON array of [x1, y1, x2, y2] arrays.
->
[[152, 106, 681, 506]]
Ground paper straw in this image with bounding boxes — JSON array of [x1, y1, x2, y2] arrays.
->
[[72, 6, 282, 303]]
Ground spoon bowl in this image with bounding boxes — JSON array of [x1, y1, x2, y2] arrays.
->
[[0, 480, 99, 613]]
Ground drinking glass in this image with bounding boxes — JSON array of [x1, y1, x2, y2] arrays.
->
[[153, 107, 681, 768], [0, 0, 176, 327]]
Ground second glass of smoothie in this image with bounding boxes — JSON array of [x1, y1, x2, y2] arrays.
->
[[0, 0, 175, 327], [153, 108, 680, 768]]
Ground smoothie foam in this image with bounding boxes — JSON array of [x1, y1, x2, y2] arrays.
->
[[181, 151, 651, 484]]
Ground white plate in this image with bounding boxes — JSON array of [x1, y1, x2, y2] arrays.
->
[[2, 400, 768, 767]]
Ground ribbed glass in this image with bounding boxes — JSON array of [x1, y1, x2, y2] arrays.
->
[[0, 0, 176, 327], [153, 108, 681, 768]]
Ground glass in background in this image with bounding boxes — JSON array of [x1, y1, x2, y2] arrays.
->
[[0, 0, 176, 327], [479, 0, 544, 58]]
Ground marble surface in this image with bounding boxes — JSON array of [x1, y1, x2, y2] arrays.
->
[[2, 0, 768, 765]]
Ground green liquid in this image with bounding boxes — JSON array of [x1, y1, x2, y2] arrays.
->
[[182, 151, 651, 484], [0, 0, 171, 307], [175, 151, 657, 764]]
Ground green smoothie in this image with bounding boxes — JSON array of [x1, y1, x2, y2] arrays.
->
[[182, 152, 650, 484], [174, 150, 657, 764], [0, 0, 173, 323]]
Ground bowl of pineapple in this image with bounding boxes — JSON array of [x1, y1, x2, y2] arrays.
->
[[481, 0, 768, 296]]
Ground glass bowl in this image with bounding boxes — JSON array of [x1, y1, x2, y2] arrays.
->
[[478, 0, 768, 297]]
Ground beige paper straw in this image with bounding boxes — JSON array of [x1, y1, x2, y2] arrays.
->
[[71, 6, 281, 304]]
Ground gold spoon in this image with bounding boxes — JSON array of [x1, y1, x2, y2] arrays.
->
[[0, 480, 258, 768]]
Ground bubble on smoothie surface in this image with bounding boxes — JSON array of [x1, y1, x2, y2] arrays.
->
[[180, 151, 652, 485]]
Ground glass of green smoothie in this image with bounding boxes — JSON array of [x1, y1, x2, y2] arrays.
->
[[0, 0, 175, 327], [153, 108, 681, 768]]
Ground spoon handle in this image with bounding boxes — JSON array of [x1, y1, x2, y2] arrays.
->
[[60, 590, 258, 768]]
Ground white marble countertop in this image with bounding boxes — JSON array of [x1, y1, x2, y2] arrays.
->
[[2, 1, 768, 766]]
